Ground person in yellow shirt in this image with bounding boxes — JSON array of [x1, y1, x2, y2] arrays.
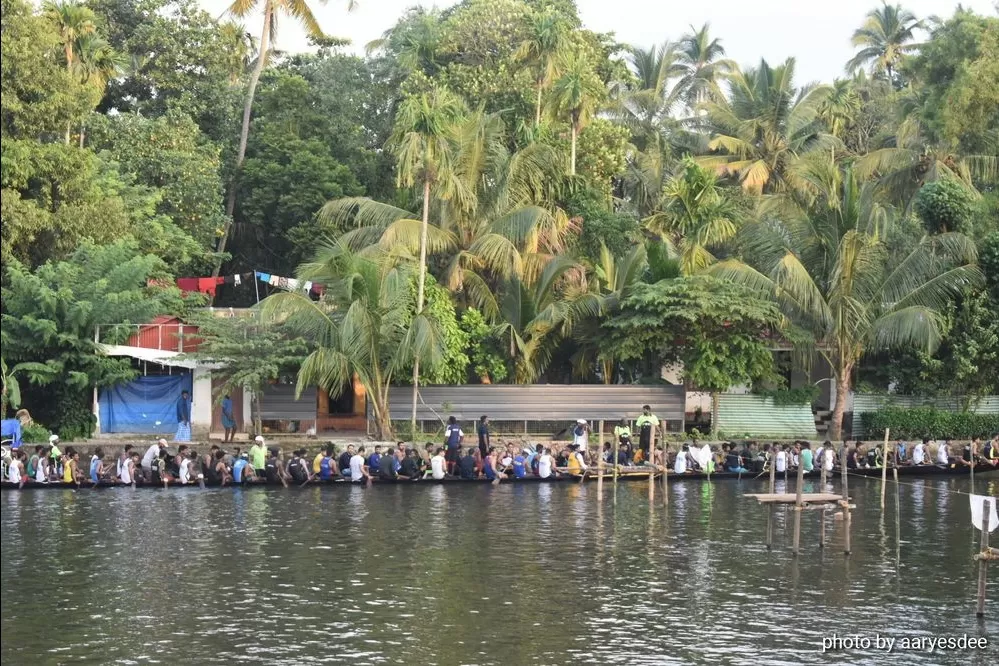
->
[[635, 405, 660, 463]]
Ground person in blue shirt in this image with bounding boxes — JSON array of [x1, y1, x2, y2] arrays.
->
[[89, 447, 106, 484], [232, 453, 250, 483], [511, 451, 527, 478], [367, 446, 382, 474], [319, 447, 336, 481]]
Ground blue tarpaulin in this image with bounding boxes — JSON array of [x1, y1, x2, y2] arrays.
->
[[1, 419, 23, 448], [99, 374, 193, 434]]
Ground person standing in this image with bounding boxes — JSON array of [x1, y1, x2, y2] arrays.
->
[[175, 390, 192, 442], [221, 394, 236, 443], [444, 416, 464, 475], [141, 439, 164, 481], [477, 416, 490, 461], [249, 436, 267, 479], [635, 405, 660, 463], [572, 420, 590, 461], [614, 419, 632, 452]]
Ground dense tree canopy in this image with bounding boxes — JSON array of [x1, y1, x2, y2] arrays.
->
[[2, 0, 997, 439]]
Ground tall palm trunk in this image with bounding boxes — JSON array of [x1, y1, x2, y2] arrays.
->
[[828, 361, 853, 442], [535, 80, 543, 126], [64, 44, 73, 144], [569, 123, 577, 176], [410, 178, 432, 438], [214, 7, 273, 278]]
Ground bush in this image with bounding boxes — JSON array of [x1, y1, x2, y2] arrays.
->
[[21, 422, 52, 443], [860, 407, 999, 440]]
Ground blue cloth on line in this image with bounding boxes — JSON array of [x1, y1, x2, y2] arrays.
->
[[256, 272, 271, 283]]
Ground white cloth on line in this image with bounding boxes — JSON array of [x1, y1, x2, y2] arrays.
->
[[303, 281, 313, 293], [970, 494, 999, 532], [286, 278, 300, 291], [233, 274, 241, 286]]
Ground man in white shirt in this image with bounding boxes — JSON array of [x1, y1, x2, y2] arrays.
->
[[430, 447, 447, 480], [674, 444, 689, 474], [141, 439, 165, 479], [349, 446, 370, 483], [912, 438, 927, 465], [572, 419, 589, 459], [822, 442, 835, 472], [538, 448, 554, 479], [775, 447, 788, 474], [936, 440, 951, 465]]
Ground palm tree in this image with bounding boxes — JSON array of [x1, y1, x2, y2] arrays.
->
[[219, 22, 257, 85], [710, 162, 981, 440], [516, 6, 571, 126], [216, 0, 352, 275], [43, 0, 96, 144], [390, 85, 468, 435], [551, 51, 604, 176], [260, 240, 445, 440], [855, 115, 998, 206], [617, 43, 687, 150], [817, 79, 861, 142], [845, 2, 923, 83], [1, 357, 55, 416], [74, 34, 124, 147], [698, 58, 835, 193], [646, 157, 740, 275], [676, 23, 732, 108]]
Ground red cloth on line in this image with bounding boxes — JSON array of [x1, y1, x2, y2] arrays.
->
[[197, 277, 217, 297], [214, 277, 225, 285], [176, 278, 199, 293]]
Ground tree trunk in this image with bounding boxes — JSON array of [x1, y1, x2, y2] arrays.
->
[[214, 8, 273, 278], [251, 391, 262, 437], [64, 46, 73, 144], [569, 123, 577, 176], [711, 391, 719, 438], [535, 81, 543, 126], [410, 178, 431, 438], [828, 364, 853, 442], [374, 385, 393, 441]]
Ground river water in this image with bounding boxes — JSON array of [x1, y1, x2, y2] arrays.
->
[[1, 475, 996, 665]]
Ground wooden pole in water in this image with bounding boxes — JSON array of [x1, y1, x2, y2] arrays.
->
[[970, 439, 976, 491], [597, 419, 604, 499], [766, 450, 777, 550], [841, 443, 851, 556], [661, 440, 668, 506], [793, 457, 804, 556], [977, 497, 990, 617], [612, 427, 620, 487], [648, 458, 655, 502], [819, 462, 827, 548], [880, 428, 890, 510]]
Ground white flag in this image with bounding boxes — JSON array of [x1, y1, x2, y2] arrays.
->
[[970, 494, 999, 532]]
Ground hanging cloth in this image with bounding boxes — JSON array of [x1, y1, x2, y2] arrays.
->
[[233, 274, 242, 286], [197, 277, 217, 298], [970, 494, 999, 532], [256, 271, 271, 283], [303, 281, 312, 293], [268, 275, 279, 286]]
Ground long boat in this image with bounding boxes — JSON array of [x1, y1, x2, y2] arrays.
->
[[2, 463, 996, 490]]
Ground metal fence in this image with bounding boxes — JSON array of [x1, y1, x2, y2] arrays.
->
[[716, 394, 818, 439]]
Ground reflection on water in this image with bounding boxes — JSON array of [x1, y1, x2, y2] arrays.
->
[[1, 477, 997, 665]]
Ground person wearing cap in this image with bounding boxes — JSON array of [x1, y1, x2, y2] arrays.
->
[[48, 434, 62, 462], [140, 439, 164, 480], [635, 405, 660, 463], [249, 435, 267, 478]]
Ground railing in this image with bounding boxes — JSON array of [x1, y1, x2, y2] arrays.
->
[[95, 323, 201, 353]]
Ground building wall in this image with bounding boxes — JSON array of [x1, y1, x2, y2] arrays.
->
[[192, 367, 213, 438]]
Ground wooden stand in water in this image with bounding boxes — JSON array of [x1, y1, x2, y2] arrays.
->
[[661, 442, 668, 506], [597, 420, 604, 499], [819, 464, 827, 549], [976, 498, 991, 617], [766, 454, 777, 550], [841, 444, 852, 555], [793, 460, 804, 556], [881, 428, 890, 510]]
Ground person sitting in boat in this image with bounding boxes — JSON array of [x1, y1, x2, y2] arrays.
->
[[338, 445, 355, 480], [7, 450, 26, 488], [367, 446, 382, 475], [379, 449, 401, 482], [958, 439, 976, 467], [458, 448, 477, 479], [983, 435, 998, 468], [725, 445, 748, 474], [866, 442, 882, 468], [895, 439, 908, 464], [526, 445, 542, 473], [511, 450, 528, 479], [232, 453, 250, 484], [618, 441, 632, 466], [400, 449, 421, 481], [566, 443, 588, 476], [936, 440, 952, 466], [64, 449, 81, 487], [286, 449, 311, 484], [912, 438, 929, 465], [431, 447, 447, 480], [538, 447, 556, 479], [674, 443, 691, 474], [350, 447, 370, 484], [482, 446, 500, 482]]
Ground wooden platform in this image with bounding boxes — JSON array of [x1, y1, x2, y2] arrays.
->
[[744, 492, 846, 504]]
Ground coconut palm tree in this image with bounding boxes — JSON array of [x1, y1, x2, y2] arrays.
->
[[217, 0, 354, 275], [676, 23, 733, 108], [260, 240, 445, 441], [389, 85, 468, 434], [710, 162, 982, 440], [219, 22, 257, 85], [818, 79, 861, 142], [698, 58, 835, 194], [646, 157, 740, 275], [855, 115, 998, 206], [516, 6, 571, 127], [43, 0, 96, 144], [845, 2, 923, 83], [551, 50, 604, 176]]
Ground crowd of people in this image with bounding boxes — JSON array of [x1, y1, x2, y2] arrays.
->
[[3, 416, 997, 489]]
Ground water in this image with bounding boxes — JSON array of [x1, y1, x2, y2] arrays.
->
[[1, 475, 997, 665]]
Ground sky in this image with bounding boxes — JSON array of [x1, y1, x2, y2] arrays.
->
[[199, 0, 997, 85]]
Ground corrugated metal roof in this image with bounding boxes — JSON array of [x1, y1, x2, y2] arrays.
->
[[383, 385, 685, 424], [716, 394, 818, 438], [259, 385, 318, 420], [851, 394, 999, 437]]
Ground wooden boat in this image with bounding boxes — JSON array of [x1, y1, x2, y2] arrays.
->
[[2, 463, 995, 490]]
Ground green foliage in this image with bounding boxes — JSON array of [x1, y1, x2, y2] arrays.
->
[[914, 179, 974, 234], [567, 187, 641, 263], [602, 275, 781, 392], [1, 240, 184, 434], [460, 308, 509, 383], [21, 422, 53, 444], [981, 232, 999, 297], [576, 117, 630, 194], [755, 385, 820, 406], [861, 407, 999, 440], [399, 277, 470, 386]]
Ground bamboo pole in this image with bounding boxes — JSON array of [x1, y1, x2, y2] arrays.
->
[[793, 457, 804, 556], [970, 439, 976, 491], [977, 497, 990, 617], [880, 428, 891, 509], [766, 450, 776, 550], [819, 462, 827, 548], [613, 425, 619, 487], [841, 443, 851, 555], [661, 440, 668, 507], [597, 420, 604, 499], [648, 460, 655, 502]]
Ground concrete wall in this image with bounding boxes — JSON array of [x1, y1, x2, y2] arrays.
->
[[192, 367, 212, 438]]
